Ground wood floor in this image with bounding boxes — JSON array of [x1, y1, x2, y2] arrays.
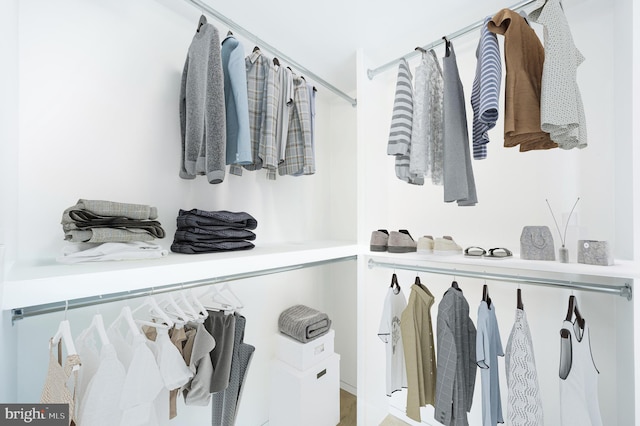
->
[[338, 389, 411, 426]]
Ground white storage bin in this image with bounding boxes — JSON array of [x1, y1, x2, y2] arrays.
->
[[269, 353, 340, 426], [275, 329, 335, 371]]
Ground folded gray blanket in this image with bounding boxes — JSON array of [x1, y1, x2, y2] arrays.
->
[[278, 305, 331, 343]]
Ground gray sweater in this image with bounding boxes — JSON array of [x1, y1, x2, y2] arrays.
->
[[179, 23, 226, 184]]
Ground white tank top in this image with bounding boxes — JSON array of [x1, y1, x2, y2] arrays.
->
[[559, 320, 603, 426]]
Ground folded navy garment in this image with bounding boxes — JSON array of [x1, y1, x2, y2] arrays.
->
[[177, 209, 258, 230], [174, 229, 256, 243], [170, 240, 255, 254]]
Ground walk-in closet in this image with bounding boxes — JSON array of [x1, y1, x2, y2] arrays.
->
[[1, 0, 639, 425]]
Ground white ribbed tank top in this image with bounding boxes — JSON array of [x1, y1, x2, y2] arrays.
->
[[559, 320, 603, 426]]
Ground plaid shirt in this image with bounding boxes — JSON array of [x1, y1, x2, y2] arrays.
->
[[259, 64, 293, 180], [279, 75, 314, 176], [230, 49, 270, 176]]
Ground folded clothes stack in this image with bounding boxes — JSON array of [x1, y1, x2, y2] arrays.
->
[[170, 209, 258, 254], [278, 304, 332, 343], [58, 199, 167, 263]]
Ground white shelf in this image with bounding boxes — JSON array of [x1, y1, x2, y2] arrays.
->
[[366, 250, 639, 279], [1, 241, 359, 310]]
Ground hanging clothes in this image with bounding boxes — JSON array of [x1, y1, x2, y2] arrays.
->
[[76, 343, 126, 426], [387, 59, 423, 185], [400, 282, 436, 422], [260, 63, 293, 180], [279, 75, 314, 176], [40, 341, 81, 426], [505, 308, 544, 426], [182, 322, 216, 406], [470, 17, 502, 160], [230, 48, 270, 176], [559, 318, 603, 425], [476, 300, 504, 426], [488, 9, 556, 152], [211, 314, 256, 426], [378, 285, 408, 397], [529, 0, 587, 150], [442, 41, 478, 206], [434, 286, 477, 426], [221, 34, 252, 167], [179, 22, 227, 184], [205, 310, 237, 392], [410, 50, 444, 184]]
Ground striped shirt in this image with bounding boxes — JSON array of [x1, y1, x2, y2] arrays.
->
[[230, 49, 270, 176], [387, 59, 422, 184], [470, 17, 502, 160]]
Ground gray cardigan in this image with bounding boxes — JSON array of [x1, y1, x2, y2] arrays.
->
[[179, 23, 226, 184]]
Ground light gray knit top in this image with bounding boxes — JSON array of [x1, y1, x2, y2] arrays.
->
[[179, 23, 226, 184]]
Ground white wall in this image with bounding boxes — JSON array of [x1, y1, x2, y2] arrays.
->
[[356, 0, 635, 424], [2, 0, 359, 422]]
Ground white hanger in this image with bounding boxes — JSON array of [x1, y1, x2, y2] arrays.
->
[[132, 296, 174, 329], [218, 283, 244, 310], [77, 313, 110, 347], [189, 289, 209, 321], [51, 319, 80, 372], [200, 285, 236, 314], [109, 306, 142, 336], [177, 291, 202, 323], [159, 293, 189, 327]]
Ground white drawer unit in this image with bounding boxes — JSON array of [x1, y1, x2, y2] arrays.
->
[[275, 329, 335, 371], [269, 353, 340, 426]]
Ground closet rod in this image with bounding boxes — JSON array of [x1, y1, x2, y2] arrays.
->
[[368, 259, 633, 300], [366, 0, 536, 80], [10, 255, 357, 324], [184, 0, 357, 107]]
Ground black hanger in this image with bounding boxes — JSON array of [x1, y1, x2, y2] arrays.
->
[[517, 288, 524, 310], [390, 273, 401, 294], [561, 295, 585, 338], [451, 280, 460, 290], [227, 30, 233, 36], [482, 284, 492, 308], [442, 36, 451, 57], [197, 15, 207, 33], [273, 57, 280, 66], [415, 46, 427, 53], [414, 275, 421, 286], [252, 46, 260, 53]]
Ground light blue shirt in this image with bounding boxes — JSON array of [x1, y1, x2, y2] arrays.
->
[[221, 35, 252, 165]]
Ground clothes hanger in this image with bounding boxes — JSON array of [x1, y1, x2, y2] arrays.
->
[[482, 283, 492, 308], [159, 294, 189, 328], [131, 296, 174, 329], [52, 318, 78, 358], [176, 291, 201, 323], [415, 46, 427, 53], [252, 46, 261, 53], [200, 285, 236, 314], [227, 30, 233, 36], [189, 289, 209, 321], [451, 279, 460, 290], [197, 15, 207, 33], [561, 294, 585, 338], [442, 36, 451, 57], [217, 283, 244, 310], [273, 57, 280, 66], [77, 313, 110, 347], [517, 288, 524, 310], [390, 273, 401, 294]]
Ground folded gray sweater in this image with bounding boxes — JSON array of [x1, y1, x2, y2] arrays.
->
[[278, 305, 331, 343]]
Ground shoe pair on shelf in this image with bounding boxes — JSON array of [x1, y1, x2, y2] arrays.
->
[[370, 230, 463, 255], [370, 229, 416, 253]]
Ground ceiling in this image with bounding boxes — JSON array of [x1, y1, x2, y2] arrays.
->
[[183, 0, 526, 95]]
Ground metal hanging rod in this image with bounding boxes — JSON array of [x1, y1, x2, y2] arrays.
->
[[368, 258, 633, 300], [10, 255, 357, 324], [185, 0, 357, 107], [367, 0, 537, 80]]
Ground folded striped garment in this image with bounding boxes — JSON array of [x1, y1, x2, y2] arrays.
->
[[278, 305, 331, 343]]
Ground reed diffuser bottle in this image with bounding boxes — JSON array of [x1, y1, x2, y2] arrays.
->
[[546, 197, 580, 263]]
